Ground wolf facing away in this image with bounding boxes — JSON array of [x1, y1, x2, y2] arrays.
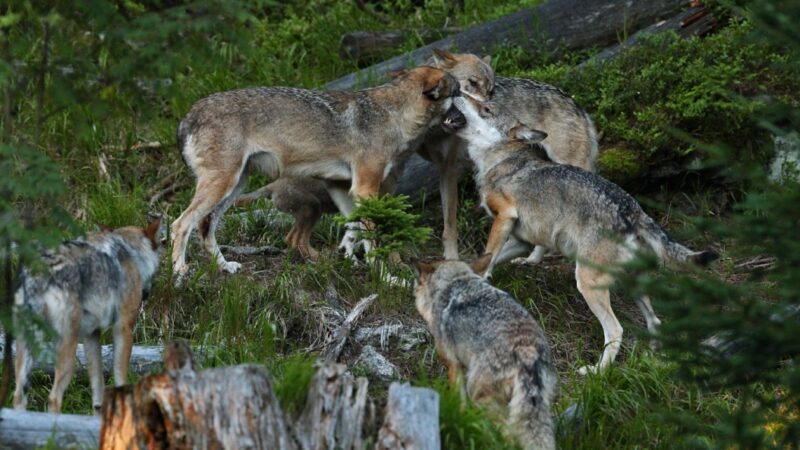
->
[[13, 219, 162, 413], [414, 254, 558, 450], [442, 96, 719, 374], [420, 49, 598, 260], [172, 67, 460, 278]]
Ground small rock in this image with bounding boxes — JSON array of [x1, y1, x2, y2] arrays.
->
[[354, 345, 400, 380]]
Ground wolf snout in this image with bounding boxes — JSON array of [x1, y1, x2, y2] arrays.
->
[[442, 105, 467, 132]]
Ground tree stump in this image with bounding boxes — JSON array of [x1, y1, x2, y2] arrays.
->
[[294, 363, 370, 450], [99, 342, 296, 450], [375, 383, 440, 450]]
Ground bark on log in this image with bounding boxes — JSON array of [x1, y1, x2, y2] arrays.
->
[[579, 5, 716, 66], [0, 342, 165, 376], [326, 0, 691, 91], [294, 363, 370, 450], [100, 343, 296, 450], [340, 28, 462, 64], [0, 409, 101, 450], [376, 383, 441, 450]]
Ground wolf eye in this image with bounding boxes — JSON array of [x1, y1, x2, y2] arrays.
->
[[469, 78, 479, 87], [482, 105, 493, 115]]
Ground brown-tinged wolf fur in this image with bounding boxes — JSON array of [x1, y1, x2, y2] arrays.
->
[[414, 255, 558, 450], [13, 219, 162, 413], [234, 177, 340, 260], [422, 49, 598, 259], [171, 67, 459, 277], [445, 96, 719, 374]]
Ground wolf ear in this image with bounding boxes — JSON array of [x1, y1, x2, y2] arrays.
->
[[144, 217, 162, 248], [511, 126, 547, 144], [482, 55, 492, 65], [431, 48, 457, 68], [469, 253, 493, 276], [423, 70, 449, 100], [387, 69, 408, 79], [413, 259, 438, 283]]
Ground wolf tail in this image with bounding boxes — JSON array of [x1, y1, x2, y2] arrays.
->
[[508, 361, 557, 450], [233, 183, 275, 207], [638, 217, 719, 268]]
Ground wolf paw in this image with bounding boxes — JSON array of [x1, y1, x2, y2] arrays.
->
[[511, 257, 538, 266], [220, 260, 242, 273], [577, 365, 599, 376], [173, 266, 190, 287]]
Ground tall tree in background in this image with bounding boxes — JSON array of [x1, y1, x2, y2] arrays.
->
[[0, 0, 263, 407]]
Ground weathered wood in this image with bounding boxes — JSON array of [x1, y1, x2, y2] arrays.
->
[[0, 341, 166, 376], [294, 363, 370, 450], [323, 293, 379, 362], [376, 383, 441, 450], [340, 28, 462, 63], [0, 408, 101, 450], [100, 342, 296, 450], [580, 5, 716, 66], [326, 0, 691, 91]]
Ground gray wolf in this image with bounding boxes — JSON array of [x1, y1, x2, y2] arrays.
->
[[420, 49, 598, 260], [172, 66, 460, 277], [443, 96, 719, 374], [13, 219, 162, 413], [234, 177, 340, 260], [414, 254, 558, 450]]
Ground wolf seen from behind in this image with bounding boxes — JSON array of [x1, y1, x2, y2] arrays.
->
[[414, 254, 558, 450], [442, 96, 719, 375], [13, 218, 163, 414]]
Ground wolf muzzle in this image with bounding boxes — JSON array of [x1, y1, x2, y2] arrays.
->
[[442, 104, 467, 133]]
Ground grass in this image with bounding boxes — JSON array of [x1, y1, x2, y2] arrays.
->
[[3, 0, 792, 448]]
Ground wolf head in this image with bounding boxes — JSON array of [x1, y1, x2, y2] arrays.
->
[[412, 254, 492, 326], [113, 217, 164, 284], [428, 49, 495, 102], [442, 96, 548, 151]]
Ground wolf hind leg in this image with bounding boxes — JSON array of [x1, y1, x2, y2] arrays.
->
[[171, 164, 247, 278], [13, 337, 34, 410], [84, 330, 105, 415], [48, 327, 80, 413], [575, 263, 622, 376], [200, 173, 249, 273]]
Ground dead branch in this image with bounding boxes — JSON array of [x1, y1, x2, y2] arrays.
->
[[323, 293, 379, 362]]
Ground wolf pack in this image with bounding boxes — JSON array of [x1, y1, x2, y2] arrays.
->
[[12, 49, 718, 449]]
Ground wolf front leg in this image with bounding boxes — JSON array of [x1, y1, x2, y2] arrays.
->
[[439, 142, 462, 260], [482, 195, 519, 279]]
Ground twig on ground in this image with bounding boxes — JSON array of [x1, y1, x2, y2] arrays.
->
[[324, 294, 379, 362]]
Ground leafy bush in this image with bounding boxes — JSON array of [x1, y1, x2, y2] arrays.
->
[[517, 19, 799, 184]]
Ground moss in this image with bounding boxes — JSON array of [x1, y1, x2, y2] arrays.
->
[[597, 147, 644, 184]]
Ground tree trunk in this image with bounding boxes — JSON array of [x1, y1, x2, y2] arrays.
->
[[375, 383, 441, 450], [326, 0, 691, 91]]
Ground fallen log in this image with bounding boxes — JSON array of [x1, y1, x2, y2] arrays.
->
[[326, 0, 691, 91], [0, 342, 163, 376], [376, 383, 441, 450], [340, 28, 462, 64], [0, 409, 100, 450], [100, 341, 296, 449], [579, 5, 716, 66], [0, 341, 219, 376]]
